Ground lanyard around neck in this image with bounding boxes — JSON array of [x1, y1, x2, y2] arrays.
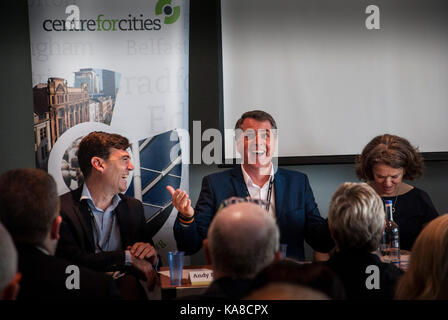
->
[[87, 205, 116, 253], [244, 176, 274, 212]]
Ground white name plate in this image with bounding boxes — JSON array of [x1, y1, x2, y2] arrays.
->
[[189, 270, 214, 286]]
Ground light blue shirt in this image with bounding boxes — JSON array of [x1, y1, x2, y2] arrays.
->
[[81, 184, 131, 266]]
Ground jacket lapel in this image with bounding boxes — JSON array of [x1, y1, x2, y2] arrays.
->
[[72, 186, 95, 251], [230, 166, 249, 198], [115, 195, 131, 248], [273, 169, 285, 220]]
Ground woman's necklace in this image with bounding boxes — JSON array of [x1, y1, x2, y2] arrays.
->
[[392, 193, 399, 213], [390, 183, 401, 214], [372, 181, 400, 214]]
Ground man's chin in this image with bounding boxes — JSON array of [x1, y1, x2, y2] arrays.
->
[[119, 184, 128, 193], [244, 160, 272, 170]]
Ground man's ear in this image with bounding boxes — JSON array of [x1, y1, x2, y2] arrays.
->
[[50, 216, 63, 241], [268, 129, 278, 156], [90, 156, 105, 173], [203, 239, 212, 265]]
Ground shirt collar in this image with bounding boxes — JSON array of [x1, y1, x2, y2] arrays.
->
[[241, 163, 274, 189], [35, 245, 51, 256], [80, 183, 121, 212]]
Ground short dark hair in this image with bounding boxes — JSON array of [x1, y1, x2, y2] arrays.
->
[[78, 131, 130, 178], [0, 169, 59, 245], [234, 110, 277, 130], [355, 134, 424, 181]]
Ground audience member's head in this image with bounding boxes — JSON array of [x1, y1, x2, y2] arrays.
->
[[0, 222, 20, 300], [0, 169, 61, 255], [328, 182, 384, 252], [204, 201, 280, 279], [248, 259, 346, 300], [395, 214, 448, 300], [245, 283, 329, 300]]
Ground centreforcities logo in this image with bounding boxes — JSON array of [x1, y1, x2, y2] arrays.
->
[[42, 5, 166, 32], [155, 0, 180, 24]]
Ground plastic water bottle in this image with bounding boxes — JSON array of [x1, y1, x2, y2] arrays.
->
[[380, 200, 400, 267]]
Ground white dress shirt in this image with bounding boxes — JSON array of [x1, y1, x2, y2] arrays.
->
[[241, 164, 276, 216]]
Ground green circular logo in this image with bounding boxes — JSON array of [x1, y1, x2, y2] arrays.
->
[[155, 0, 180, 24]]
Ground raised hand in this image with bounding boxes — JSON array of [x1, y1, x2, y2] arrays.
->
[[166, 185, 194, 218]]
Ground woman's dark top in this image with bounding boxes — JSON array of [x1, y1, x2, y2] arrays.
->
[[382, 187, 439, 251]]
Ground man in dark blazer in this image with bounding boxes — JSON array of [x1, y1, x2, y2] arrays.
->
[[56, 132, 158, 287], [168, 110, 334, 261], [0, 168, 122, 300]]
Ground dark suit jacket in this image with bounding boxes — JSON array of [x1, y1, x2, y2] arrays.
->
[[56, 185, 154, 272], [173, 167, 334, 260], [17, 244, 120, 300], [324, 249, 404, 300]]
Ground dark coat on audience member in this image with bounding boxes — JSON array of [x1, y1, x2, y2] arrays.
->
[[324, 249, 404, 300], [17, 244, 120, 300]]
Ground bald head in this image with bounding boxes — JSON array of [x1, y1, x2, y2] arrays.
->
[[207, 202, 280, 279], [0, 222, 17, 295], [210, 202, 275, 243]]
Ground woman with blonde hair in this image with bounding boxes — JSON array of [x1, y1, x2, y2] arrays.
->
[[325, 182, 403, 300], [395, 214, 448, 300]]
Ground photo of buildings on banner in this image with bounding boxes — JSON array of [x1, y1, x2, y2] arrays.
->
[[34, 68, 120, 171], [32, 67, 182, 238]]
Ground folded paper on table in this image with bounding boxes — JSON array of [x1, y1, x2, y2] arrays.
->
[[189, 270, 214, 286], [159, 269, 214, 285]]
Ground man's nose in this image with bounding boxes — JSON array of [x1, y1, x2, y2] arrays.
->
[[384, 178, 393, 186], [128, 160, 134, 171]]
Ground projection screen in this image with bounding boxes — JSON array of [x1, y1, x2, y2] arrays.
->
[[220, 0, 448, 162]]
